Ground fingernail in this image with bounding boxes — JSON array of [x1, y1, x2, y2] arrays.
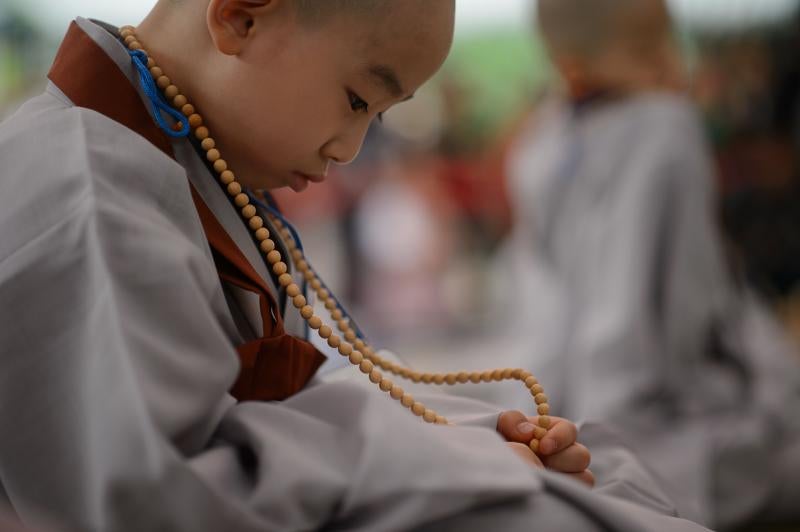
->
[[517, 422, 535, 435], [540, 439, 556, 454]]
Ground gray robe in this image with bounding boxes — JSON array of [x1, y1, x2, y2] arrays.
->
[[502, 93, 800, 529], [0, 18, 710, 532]]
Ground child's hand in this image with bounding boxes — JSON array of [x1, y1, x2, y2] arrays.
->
[[497, 411, 594, 487]]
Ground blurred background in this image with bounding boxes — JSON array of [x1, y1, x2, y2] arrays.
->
[[3, 0, 800, 369]]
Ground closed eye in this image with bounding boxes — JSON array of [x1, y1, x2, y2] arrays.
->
[[348, 91, 384, 122]]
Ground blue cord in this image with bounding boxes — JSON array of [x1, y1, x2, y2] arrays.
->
[[128, 49, 190, 138], [246, 191, 369, 342]]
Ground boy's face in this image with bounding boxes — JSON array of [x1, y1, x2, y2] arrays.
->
[[199, 1, 455, 192]]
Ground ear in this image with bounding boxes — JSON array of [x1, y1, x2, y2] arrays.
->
[[553, 55, 592, 99], [206, 0, 285, 55]]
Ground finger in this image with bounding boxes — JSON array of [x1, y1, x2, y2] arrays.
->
[[565, 469, 595, 488], [529, 416, 578, 456], [542, 443, 591, 473], [497, 411, 537, 444], [507, 443, 544, 469]]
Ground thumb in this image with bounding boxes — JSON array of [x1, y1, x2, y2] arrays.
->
[[497, 410, 536, 443]]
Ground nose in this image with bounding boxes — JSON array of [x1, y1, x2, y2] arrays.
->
[[320, 124, 370, 165]]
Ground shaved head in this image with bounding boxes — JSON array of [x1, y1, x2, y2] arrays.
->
[[537, 0, 671, 58], [294, 0, 390, 23]]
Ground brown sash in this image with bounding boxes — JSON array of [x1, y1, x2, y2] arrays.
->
[[48, 22, 325, 401]]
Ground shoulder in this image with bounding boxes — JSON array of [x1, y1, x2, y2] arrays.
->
[[0, 90, 188, 265]]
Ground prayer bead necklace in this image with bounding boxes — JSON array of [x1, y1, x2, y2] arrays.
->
[[120, 27, 551, 453]]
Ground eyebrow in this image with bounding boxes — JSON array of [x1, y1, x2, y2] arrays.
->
[[368, 64, 407, 99]]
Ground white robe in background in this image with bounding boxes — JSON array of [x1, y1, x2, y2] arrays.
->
[[502, 93, 800, 529], [0, 18, 710, 532]]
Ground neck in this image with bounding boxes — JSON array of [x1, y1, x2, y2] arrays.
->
[[135, 6, 211, 120]]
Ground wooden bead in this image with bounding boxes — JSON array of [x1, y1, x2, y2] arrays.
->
[[213, 159, 228, 173], [181, 104, 195, 116], [331, 309, 343, 321], [338, 343, 353, 357], [435, 416, 448, 425], [327, 335, 341, 349], [254, 228, 270, 241], [421, 374, 432, 384], [146, 57, 156, 69], [512, 369, 523, 379], [149, 66, 163, 78], [310, 279, 322, 290], [337, 319, 349, 332], [303, 270, 315, 282], [379, 378, 393, 392], [291, 249, 303, 261], [188, 114, 203, 127], [530, 384, 544, 395], [410, 372, 422, 383], [172, 121, 184, 132], [324, 298, 337, 311], [300, 305, 314, 319], [121, 29, 134, 38], [411, 402, 426, 416], [389, 385, 404, 400], [129, 41, 142, 50], [457, 371, 469, 383], [272, 261, 287, 275], [287, 284, 301, 298], [194, 125, 209, 139], [538, 416, 552, 429], [201, 137, 216, 151], [529, 439, 539, 453], [349, 350, 364, 365], [164, 85, 179, 99], [308, 316, 322, 330], [292, 295, 307, 309], [344, 331, 357, 342], [525, 376, 539, 388], [537, 404, 550, 416], [400, 393, 415, 408], [266, 250, 281, 264], [533, 426, 547, 439], [481, 371, 493, 382], [125, 34, 137, 44], [296, 260, 308, 271], [423, 409, 437, 423], [249, 216, 264, 230], [156, 76, 171, 89], [445, 374, 457, 385], [359, 360, 374, 374], [433, 374, 445, 385], [278, 273, 293, 287], [318, 325, 332, 339], [207, 149, 221, 163], [317, 288, 329, 300], [235, 194, 250, 208], [354, 340, 366, 352], [369, 370, 382, 384], [502, 369, 514, 379], [469, 373, 481, 384], [492, 369, 504, 380], [534, 393, 548, 405], [260, 240, 276, 253]]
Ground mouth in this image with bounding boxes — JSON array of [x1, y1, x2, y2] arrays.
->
[[293, 171, 326, 183], [288, 171, 326, 192]]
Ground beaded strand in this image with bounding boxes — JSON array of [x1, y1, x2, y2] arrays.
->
[[120, 26, 550, 452]]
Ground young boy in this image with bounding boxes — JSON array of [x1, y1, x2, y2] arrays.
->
[[0, 1, 709, 530], [504, 0, 800, 528]]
